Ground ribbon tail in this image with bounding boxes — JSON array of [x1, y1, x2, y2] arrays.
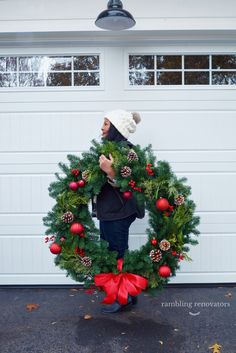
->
[[117, 274, 148, 305], [102, 275, 121, 304], [117, 276, 129, 305], [126, 273, 148, 290], [94, 273, 122, 305]]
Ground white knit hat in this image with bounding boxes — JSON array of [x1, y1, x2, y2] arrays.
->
[[105, 109, 141, 139]]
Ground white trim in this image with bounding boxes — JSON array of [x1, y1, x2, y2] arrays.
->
[[0, 17, 236, 34], [1, 30, 236, 49], [0, 273, 235, 285]]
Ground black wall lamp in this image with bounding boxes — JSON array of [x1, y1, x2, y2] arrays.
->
[[95, 0, 136, 31]]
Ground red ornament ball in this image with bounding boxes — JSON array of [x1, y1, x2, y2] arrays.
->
[[156, 198, 170, 211], [70, 222, 84, 234], [77, 179, 85, 187], [74, 246, 79, 254], [50, 243, 62, 254], [123, 191, 132, 200], [164, 211, 171, 217], [71, 168, 80, 177], [151, 238, 158, 246], [75, 246, 85, 257], [158, 265, 171, 278], [79, 249, 85, 257], [69, 182, 78, 191]]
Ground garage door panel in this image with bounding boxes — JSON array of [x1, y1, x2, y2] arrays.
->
[[1, 210, 235, 237], [1, 150, 236, 174], [0, 233, 234, 284], [129, 212, 236, 234], [0, 236, 58, 274], [130, 234, 236, 277], [1, 173, 234, 212], [0, 175, 54, 213], [134, 112, 236, 150], [0, 274, 75, 285], [0, 113, 101, 152], [1, 100, 236, 113], [0, 83, 236, 104], [176, 235, 236, 273], [1, 111, 235, 152], [181, 173, 236, 211]]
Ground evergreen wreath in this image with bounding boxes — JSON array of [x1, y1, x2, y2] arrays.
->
[[43, 140, 200, 301]]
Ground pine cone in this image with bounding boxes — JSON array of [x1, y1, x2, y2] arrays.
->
[[127, 149, 138, 162], [149, 249, 162, 262], [81, 256, 92, 267], [120, 166, 132, 178], [174, 195, 185, 206], [159, 239, 171, 251], [61, 211, 74, 223], [82, 170, 90, 181]]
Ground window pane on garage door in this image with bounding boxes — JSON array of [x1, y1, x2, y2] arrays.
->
[[0, 55, 101, 88]]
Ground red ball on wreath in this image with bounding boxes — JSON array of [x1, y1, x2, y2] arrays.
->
[[151, 238, 158, 246], [77, 179, 85, 187], [70, 222, 84, 234], [69, 182, 78, 191], [156, 198, 170, 211], [50, 243, 62, 254], [123, 191, 132, 200], [71, 168, 80, 177], [158, 265, 171, 278]]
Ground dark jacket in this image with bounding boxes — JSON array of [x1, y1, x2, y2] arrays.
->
[[96, 181, 144, 221], [95, 135, 145, 221]]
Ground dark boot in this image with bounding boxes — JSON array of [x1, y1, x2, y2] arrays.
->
[[131, 295, 138, 305], [101, 297, 132, 314]]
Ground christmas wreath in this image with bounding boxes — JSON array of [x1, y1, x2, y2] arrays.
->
[[43, 140, 200, 304]]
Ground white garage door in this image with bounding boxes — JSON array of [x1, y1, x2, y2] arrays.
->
[[0, 45, 236, 285]]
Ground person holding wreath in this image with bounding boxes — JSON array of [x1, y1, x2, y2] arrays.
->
[[44, 109, 200, 314], [95, 109, 144, 313]]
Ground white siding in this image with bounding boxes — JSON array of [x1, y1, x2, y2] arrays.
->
[[0, 0, 235, 32], [0, 45, 236, 284]]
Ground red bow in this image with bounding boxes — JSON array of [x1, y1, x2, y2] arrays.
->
[[94, 259, 148, 305]]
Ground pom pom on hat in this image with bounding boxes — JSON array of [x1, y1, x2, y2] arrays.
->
[[132, 112, 141, 125], [105, 109, 141, 139]]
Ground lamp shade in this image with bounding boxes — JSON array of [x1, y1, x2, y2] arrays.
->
[[95, 0, 136, 31]]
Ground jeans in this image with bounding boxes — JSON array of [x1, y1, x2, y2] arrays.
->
[[99, 213, 136, 258]]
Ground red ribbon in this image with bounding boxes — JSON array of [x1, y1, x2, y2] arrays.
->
[[94, 259, 148, 305]]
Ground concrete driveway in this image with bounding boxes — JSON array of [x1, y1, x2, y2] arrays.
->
[[0, 285, 235, 353]]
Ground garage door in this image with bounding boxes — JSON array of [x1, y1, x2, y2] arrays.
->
[[1, 45, 236, 285]]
